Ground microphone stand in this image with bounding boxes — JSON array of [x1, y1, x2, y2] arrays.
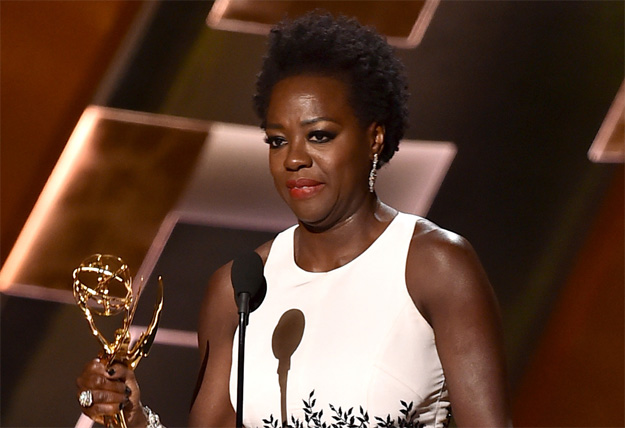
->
[[236, 292, 250, 428]]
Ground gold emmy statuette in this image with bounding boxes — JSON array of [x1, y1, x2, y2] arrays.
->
[[73, 254, 164, 428]]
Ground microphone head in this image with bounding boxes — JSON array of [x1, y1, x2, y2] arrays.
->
[[231, 251, 267, 313]]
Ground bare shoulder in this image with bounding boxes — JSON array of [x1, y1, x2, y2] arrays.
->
[[201, 239, 273, 300], [408, 217, 485, 281], [254, 239, 274, 263], [198, 237, 274, 337], [406, 218, 493, 324], [410, 215, 475, 252], [197, 238, 274, 333]]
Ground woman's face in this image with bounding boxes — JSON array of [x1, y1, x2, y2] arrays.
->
[[265, 74, 378, 228]]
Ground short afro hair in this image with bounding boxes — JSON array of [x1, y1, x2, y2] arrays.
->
[[254, 11, 409, 167]]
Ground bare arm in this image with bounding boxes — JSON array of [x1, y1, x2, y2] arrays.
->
[[406, 223, 511, 427], [188, 262, 239, 427], [189, 243, 272, 427]]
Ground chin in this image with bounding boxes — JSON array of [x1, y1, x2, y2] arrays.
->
[[279, 190, 324, 218], [286, 202, 330, 227], [292, 209, 327, 227]]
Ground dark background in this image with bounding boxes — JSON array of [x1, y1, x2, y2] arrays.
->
[[1, 1, 623, 426]]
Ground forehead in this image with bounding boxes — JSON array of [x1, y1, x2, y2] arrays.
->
[[267, 74, 354, 121]]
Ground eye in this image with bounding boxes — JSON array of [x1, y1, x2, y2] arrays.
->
[[264, 135, 287, 149], [308, 130, 336, 144]]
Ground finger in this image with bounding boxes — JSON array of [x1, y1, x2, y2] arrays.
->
[[103, 362, 133, 380], [103, 364, 140, 404], [77, 358, 108, 388], [78, 373, 127, 394], [77, 362, 101, 386], [76, 383, 126, 404], [93, 388, 128, 407], [82, 358, 108, 375], [78, 389, 128, 413]]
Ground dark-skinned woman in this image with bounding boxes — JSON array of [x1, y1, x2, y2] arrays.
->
[[77, 11, 511, 428]]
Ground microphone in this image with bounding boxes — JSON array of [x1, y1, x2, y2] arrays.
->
[[230, 251, 267, 428], [231, 251, 267, 323]]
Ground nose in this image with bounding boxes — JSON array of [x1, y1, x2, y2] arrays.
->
[[284, 140, 312, 171]]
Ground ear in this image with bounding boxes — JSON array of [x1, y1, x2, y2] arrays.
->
[[368, 123, 385, 159]]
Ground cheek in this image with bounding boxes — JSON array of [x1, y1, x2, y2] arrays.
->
[[268, 151, 286, 189], [325, 148, 370, 182], [268, 150, 281, 175]]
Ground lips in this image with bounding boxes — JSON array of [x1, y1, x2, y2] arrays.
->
[[286, 178, 324, 199]]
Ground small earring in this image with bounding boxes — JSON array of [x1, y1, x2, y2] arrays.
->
[[369, 153, 379, 193]]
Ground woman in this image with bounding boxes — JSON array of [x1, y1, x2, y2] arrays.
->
[[77, 12, 510, 428]]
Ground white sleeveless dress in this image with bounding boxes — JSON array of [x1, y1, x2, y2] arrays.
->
[[230, 212, 451, 427]]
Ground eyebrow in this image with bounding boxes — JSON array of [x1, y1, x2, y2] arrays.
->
[[265, 117, 339, 129]]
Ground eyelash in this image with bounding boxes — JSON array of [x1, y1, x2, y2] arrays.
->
[[264, 136, 286, 149], [264, 131, 336, 148], [308, 130, 336, 143]]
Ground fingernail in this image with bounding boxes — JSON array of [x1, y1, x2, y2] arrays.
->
[[125, 386, 131, 396], [107, 368, 116, 376]]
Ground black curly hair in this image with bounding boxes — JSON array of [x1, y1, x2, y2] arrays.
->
[[254, 11, 409, 167]]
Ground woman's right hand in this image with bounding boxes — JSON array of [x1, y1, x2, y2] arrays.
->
[[76, 358, 147, 427]]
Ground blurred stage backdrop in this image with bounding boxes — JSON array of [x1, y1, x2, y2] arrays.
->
[[1, 1, 623, 427]]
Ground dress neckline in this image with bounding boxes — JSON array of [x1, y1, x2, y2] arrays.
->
[[289, 212, 403, 275]]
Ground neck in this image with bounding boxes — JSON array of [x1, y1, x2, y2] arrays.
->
[[294, 197, 397, 272]]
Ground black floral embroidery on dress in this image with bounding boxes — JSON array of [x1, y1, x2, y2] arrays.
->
[[261, 390, 437, 428]]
